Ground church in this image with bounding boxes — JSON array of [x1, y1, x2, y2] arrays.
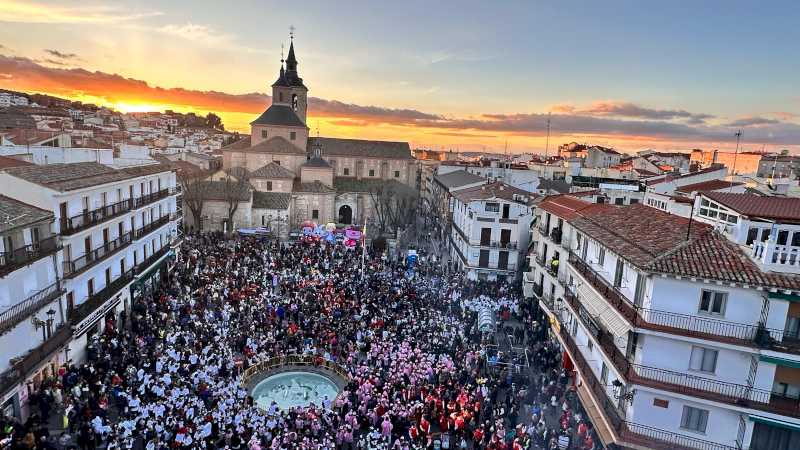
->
[[218, 38, 416, 235]]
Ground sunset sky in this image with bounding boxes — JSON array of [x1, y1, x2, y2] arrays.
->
[[1, 0, 799, 154]]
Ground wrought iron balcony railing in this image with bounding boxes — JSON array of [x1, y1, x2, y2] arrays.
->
[[0, 236, 60, 277]]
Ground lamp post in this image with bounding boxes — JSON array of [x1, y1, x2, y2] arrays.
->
[[45, 308, 56, 339]]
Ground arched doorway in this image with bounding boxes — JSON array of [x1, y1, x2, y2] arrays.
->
[[338, 205, 353, 224]]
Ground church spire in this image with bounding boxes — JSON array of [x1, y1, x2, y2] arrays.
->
[[285, 40, 298, 73]]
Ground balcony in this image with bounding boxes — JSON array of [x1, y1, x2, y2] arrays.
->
[[0, 236, 61, 277], [63, 232, 132, 278], [134, 215, 170, 241], [0, 280, 64, 335], [564, 291, 632, 376], [556, 322, 738, 450], [132, 188, 171, 209], [532, 282, 543, 298], [752, 240, 800, 274], [60, 199, 132, 235], [59, 189, 172, 236], [629, 363, 800, 418], [568, 252, 638, 323], [68, 268, 134, 324], [473, 240, 518, 250], [135, 245, 171, 273], [0, 325, 71, 398]]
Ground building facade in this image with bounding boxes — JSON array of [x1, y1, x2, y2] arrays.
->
[[448, 182, 535, 281], [0, 161, 181, 420], [530, 201, 800, 450]]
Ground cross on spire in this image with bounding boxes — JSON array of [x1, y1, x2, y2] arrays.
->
[[289, 25, 295, 41]]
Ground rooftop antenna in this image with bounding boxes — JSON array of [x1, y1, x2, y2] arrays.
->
[[545, 112, 551, 159], [729, 130, 742, 192]]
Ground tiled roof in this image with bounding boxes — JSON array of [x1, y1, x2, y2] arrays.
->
[[250, 104, 306, 128], [252, 191, 291, 210], [250, 162, 295, 179], [451, 181, 537, 206], [0, 155, 32, 169], [1, 129, 61, 145], [571, 203, 709, 268], [5, 162, 172, 191], [0, 195, 53, 233], [645, 166, 725, 186], [192, 181, 251, 202], [675, 179, 743, 194], [570, 202, 800, 290], [309, 137, 412, 160], [332, 177, 409, 193], [433, 170, 486, 189], [703, 192, 800, 222], [292, 179, 335, 193], [221, 136, 252, 150], [301, 157, 332, 169], [538, 195, 615, 221], [650, 230, 800, 290], [246, 136, 307, 155]]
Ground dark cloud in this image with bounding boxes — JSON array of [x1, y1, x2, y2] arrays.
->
[[725, 117, 781, 127], [44, 49, 78, 59], [576, 101, 715, 123], [42, 59, 67, 66]]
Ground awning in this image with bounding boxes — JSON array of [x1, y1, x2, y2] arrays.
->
[[759, 355, 800, 369], [576, 283, 632, 339], [576, 381, 618, 446], [131, 251, 172, 292], [749, 415, 800, 433]]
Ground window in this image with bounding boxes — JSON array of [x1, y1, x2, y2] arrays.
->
[[261, 129, 268, 139], [369, 169, 375, 177], [630, 198, 639, 204], [699, 290, 727, 316], [600, 362, 608, 384], [587, 340, 594, 352], [778, 230, 789, 246], [689, 346, 718, 373], [598, 248, 605, 266], [792, 232, 800, 247], [394, 170, 400, 178], [485, 202, 500, 213], [266, 181, 273, 191], [680, 406, 709, 433], [312, 209, 319, 219], [290, 131, 296, 140], [274, 160, 280, 165], [344, 168, 350, 176], [746, 228, 759, 245], [614, 197, 624, 205], [613, 258, 624, 287]]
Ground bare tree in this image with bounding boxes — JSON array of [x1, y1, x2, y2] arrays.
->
[[369, 181, 419, 237], [180, 171, 212, 232], [221, 168, 251, 233]]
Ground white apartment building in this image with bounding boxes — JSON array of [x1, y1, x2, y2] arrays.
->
[[0, 161, 181, 419], [522, 195, 611, 301], [0, 92, 29, 108], [448, 181, 535, 281], [532, 202, 800, 450], [0, 196, 64, 420]]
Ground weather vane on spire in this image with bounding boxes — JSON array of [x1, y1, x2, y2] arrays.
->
[[289, 25, 295, 41], [280, 43, 284, 62]]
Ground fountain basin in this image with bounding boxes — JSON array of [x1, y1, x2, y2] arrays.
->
[[251, 370, 341, 411]]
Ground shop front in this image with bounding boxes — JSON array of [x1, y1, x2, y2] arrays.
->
[[130, 249, 174, 301]]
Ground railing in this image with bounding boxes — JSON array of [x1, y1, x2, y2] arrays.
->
[[752, 241, 800, 270], [0, 236, 60, 277], [0, 325, 71, 397], [568, 252, 638, 323], [134, 215, 170, 240], [68, 269, 134, 324], [61, 199, 132, 235], [59, 189, 172, 236], [564, 291, 632, 376], [557, 322, 737, 450], [63, 232, 132, 278], [241, 354, 351, 387], [132, 188, 171, 209], [471, 240, 518, 250], [0, 280, 63, 335], [630, 363, 800, 418], [135, 245, 171, 273]]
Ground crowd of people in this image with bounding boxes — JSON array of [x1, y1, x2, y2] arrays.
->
[[1, 232, 601, 450]]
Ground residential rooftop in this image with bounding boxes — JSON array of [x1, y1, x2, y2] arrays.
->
[[0, 195, 54, 234], [703, 192, 800, 223], [4, 161, 171, 192]]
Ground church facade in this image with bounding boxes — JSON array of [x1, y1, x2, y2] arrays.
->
[[221, 39, 416, 234]]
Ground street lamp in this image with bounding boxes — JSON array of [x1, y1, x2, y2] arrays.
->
[[46, 308, 56, 339]]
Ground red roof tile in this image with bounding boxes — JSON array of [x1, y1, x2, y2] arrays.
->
[[703, 192, 800, 222], [675, 179, 742, 194], [538, 195, 615, 221], [0, 155, 32, 169]]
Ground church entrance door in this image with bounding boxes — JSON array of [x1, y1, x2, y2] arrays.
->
[[338, 205, 353, 224]]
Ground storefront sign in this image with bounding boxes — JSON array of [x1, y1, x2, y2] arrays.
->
[[74, 295, 121, 337]]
